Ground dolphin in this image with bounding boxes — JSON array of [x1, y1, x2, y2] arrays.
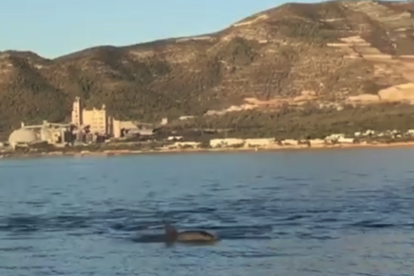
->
[[163, 220, 218, 244]]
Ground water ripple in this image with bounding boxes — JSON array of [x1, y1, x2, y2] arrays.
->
[[1, 150, 414, 275]]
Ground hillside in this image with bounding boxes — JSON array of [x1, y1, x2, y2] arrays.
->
[[1, 0, 414, 137]]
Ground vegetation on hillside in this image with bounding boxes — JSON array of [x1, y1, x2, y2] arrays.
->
[[1, 0, 414, 139], [163, 103, 414, 140]]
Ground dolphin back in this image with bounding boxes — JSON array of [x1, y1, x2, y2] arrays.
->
[[162, 220, 218, 244], [177, 230, 217, 242]]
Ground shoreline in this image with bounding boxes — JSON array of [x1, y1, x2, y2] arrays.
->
[[2, 141, 414, 160]]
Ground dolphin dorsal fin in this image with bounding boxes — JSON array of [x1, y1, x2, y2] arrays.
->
[[164, 220, 178, 238]]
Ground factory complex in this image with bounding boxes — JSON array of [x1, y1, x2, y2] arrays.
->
[[5, 97, 154, 150]]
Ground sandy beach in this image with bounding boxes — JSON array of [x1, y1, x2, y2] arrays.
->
[[2, 140, 414, 160]]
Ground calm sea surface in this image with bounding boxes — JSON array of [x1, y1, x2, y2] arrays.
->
[[1, 148, 414, 276]]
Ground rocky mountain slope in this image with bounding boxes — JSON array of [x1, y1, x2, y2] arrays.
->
[[1, 0, 414, 135]]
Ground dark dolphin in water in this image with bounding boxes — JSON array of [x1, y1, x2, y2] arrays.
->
[[163, 220, 218, 244]]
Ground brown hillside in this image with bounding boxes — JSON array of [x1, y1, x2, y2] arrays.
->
[[1, 0, 414, 135]]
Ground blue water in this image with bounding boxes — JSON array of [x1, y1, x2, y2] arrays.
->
[[1, 149, 414, 276]]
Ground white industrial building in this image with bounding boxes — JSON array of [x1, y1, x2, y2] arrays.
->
[[8, 121, 73, 150]]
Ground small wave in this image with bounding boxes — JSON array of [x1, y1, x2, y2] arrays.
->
[[1, 202, 411, 244], [127, 233, 273, 244], [0, 246, 34, 252], [0, 209, 277, 242], [347, 219, 414, 229]]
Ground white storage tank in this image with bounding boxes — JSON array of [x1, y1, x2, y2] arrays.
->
[[8, 128, 39, 149]]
